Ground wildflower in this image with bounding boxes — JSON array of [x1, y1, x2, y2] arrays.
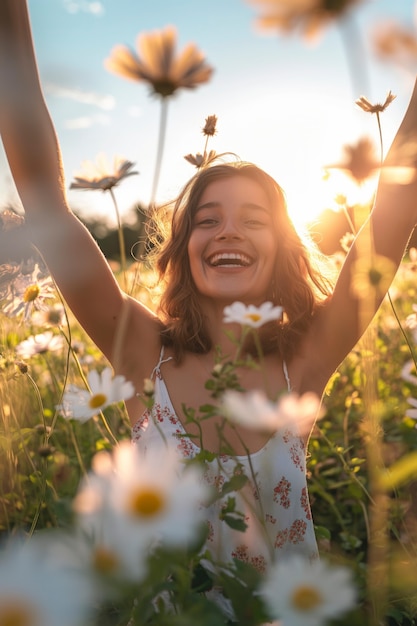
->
[[74, 441, 209, 549], [105, 25, 214, 98], [0, 535, 93, 626], [401, 360, 417, 386], [246, 0, 365, 42], [202, 114, 218, 136], [32, 303, 65, 327], [406, 396, 417, 420], [223, 301, 283, 328], [405, 305, 417, 343], [142, 377, 155, 397], [70, 154, 138, 192], [184, 149, 217, 168], [2, 262, 55, 321], [0, 262, 21, 299], [326, 137, 380, 184], [15, 331, 65, 359], [0, 207, 25, 230], [340, 231, 355, 253], [372, 20, 417, 69], [356, 91, 396, 114], [58, 367, 135, 422], [350, 253, 397, 300], [45, 520, 148, 592], [260, 555, 356, 626], [222, 389, 321, 435]]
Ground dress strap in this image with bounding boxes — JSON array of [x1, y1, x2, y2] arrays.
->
[[283, 360, 292, 392], [150, 345, 173, 380]]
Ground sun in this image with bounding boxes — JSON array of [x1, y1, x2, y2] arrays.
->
[[284, 165, 379, 232]]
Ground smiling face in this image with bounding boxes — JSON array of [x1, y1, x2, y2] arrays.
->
[[187, 175, 277, 306]]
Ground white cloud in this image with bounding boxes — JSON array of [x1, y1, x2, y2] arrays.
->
[[63, 1, 105, 15], [64, 113, 111, 129], [45, 83, 115, 110]]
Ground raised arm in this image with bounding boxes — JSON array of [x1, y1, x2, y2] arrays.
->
[[0, 0, 160, 376], [306, 78, 417, 387]]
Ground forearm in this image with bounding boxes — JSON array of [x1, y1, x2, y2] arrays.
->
[[372, 77, 417, 239], [0, 0, 68, 215]]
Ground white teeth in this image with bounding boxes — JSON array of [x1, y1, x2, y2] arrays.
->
[[208, 253, 251, 267]]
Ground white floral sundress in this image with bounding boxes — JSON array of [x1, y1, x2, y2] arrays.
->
[[132, 347, 319, 572]]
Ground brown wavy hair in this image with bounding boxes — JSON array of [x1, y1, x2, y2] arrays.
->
[[148, 160, 334, 362]]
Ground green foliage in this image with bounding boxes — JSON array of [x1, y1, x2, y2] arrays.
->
[[1, 258, 417, 623]]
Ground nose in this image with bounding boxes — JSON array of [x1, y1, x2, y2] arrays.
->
[[214, 215, 243, 240]]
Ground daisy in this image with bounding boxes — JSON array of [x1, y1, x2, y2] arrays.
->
[[44, 521, 148, 593], [74, 440, 209, 549], [57, 367, 135, 422], [260, 556, 356, 626], [326, 137, 381, 184], [70, 154, 138, 192], [372, 19, 417, 70], [184, 149, 217, 169], [31, 303, 65, 327], [356, 91, 396, 115], [105, 25, 213, 98], [247, 0, 364, 42], [2, 262, 55, 322], [222, 389, 321, 436], [0, 535, 93, 626], [401, 360, 417, 386], [223, 301, 283, 328], [15, 331, 65, 359]]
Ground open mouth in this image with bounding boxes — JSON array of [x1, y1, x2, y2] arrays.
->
[[207, 252, 252, 268]]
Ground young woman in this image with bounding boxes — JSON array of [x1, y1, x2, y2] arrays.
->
[[1, 0, 417, 594]]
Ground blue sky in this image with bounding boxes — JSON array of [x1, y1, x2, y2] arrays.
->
[[1, 0, 416, 228]]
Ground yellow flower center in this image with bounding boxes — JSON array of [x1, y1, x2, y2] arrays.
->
[[129, 487, 166, 518], [93, 546, 120, 575], [0, 601, 35, 626], [291, 585, 322, 611], [23, 284, 40, 303], [245, 313, 261, 323], [88, 393, 107, 409]]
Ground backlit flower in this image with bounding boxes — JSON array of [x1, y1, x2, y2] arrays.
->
[[356, 91, 396, 115], [246, 0, 364, 42], [184, 149, 217, 168], [105, 25, 214, 98], [223, 301, 283, 328], [32, 303, 65, 327], [260, 555, 356, 625], [45, 520, 148, 591], [202, 114, 218, 136], [372, 20, 417, 70], [2, 262, 55, 321], [222, 389, 321, 435], [326, 137, 380, 184], [0, 536, 92, 626], [74, 441, 209, 549], [70, 154, 138, 192], [57, 367, 135, 422], [15, 331, 65, 359], [350, 253, 397, 300], [401, 360, 417, 386]]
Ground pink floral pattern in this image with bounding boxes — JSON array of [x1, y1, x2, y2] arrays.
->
[[273, 477, 291, 508], [132, 351, 319, 571], [300, 486, 312, 520], [231, 544, 267, 573]]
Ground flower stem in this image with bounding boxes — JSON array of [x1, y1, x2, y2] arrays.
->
[[150, 97, 169, 206], [109, 187, 127, 291]]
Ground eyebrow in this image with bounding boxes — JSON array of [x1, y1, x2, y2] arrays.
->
[[195, 201, 270, 213]]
